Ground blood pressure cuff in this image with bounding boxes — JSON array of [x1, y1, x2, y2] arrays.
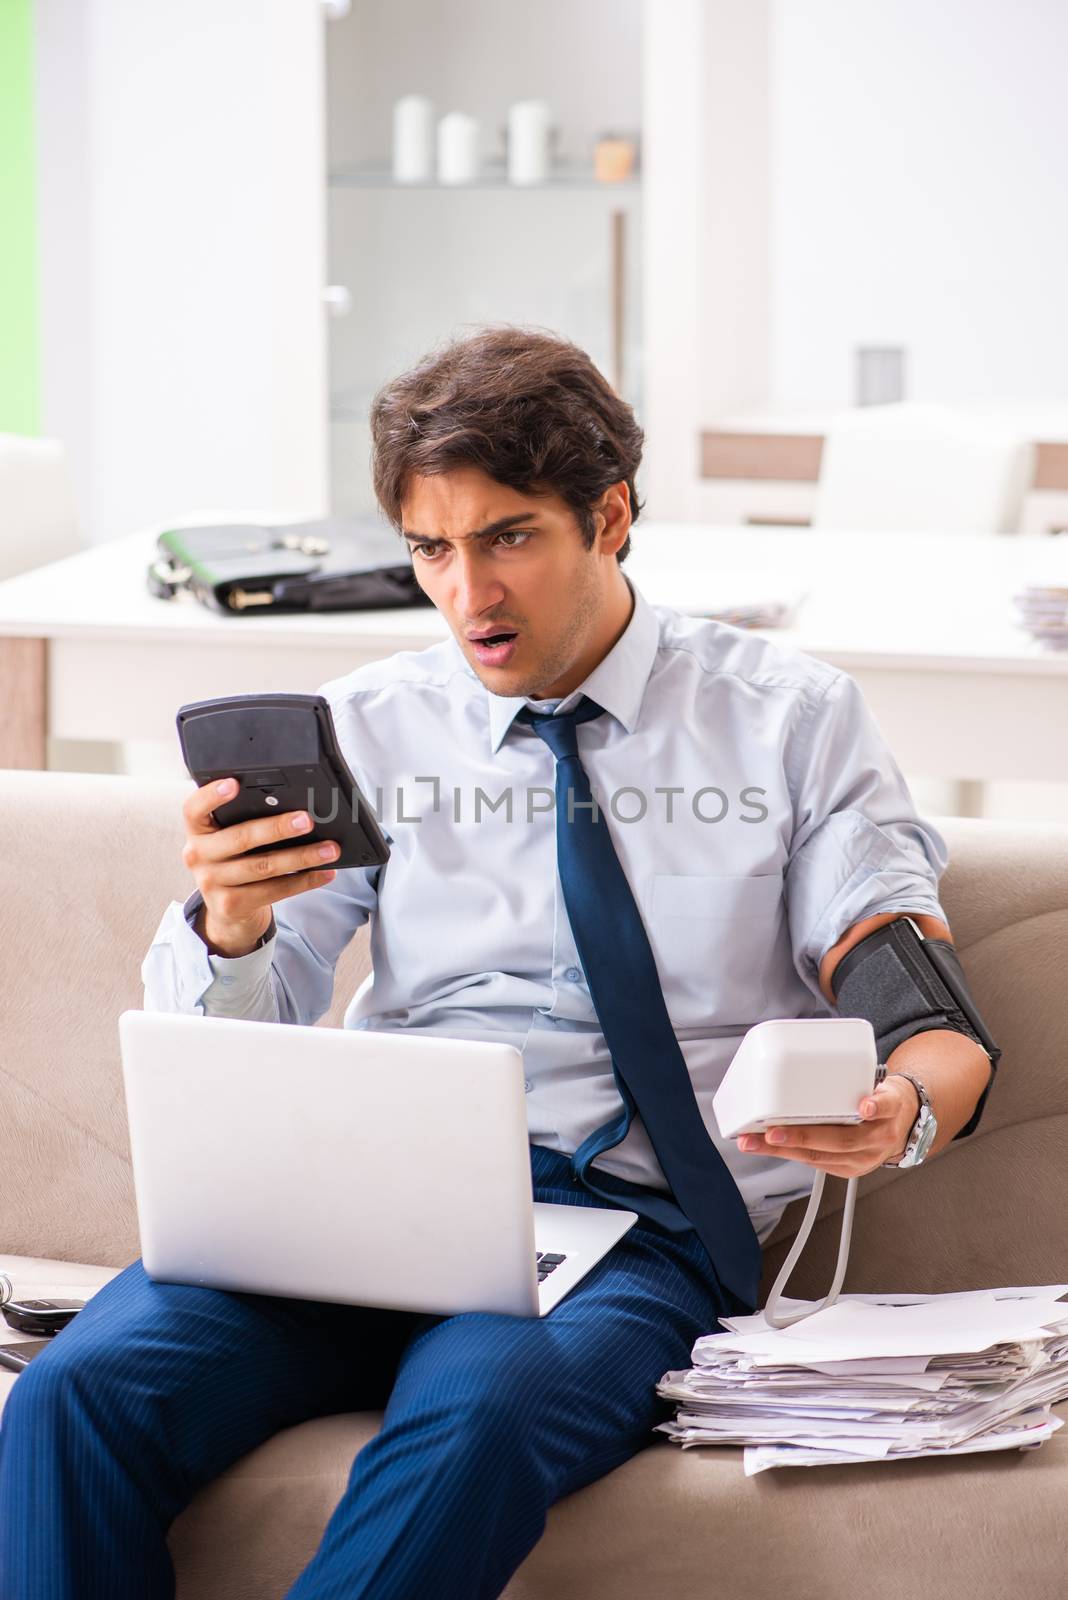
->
[[830, 918, 1001, 1141]]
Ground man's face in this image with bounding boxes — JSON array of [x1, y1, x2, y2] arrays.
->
[[400, 467, 633, 700]]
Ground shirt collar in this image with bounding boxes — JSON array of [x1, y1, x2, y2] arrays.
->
[[485, 579, 660, 754]]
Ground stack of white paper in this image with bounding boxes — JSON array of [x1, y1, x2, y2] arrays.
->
[[1014, 584, 1068, 648], [656, 1286, 1068, 1475]]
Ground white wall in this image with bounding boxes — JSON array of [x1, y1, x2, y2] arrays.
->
[[770, 0, 1068, 413], [641, 0, 771, 518], [35, 0, 328, 544], [698, 0, 770, 423]]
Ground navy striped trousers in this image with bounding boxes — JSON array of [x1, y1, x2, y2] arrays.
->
[[0, 1146, 731, 1600]]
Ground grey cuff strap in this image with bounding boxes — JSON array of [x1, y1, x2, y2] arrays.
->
[[830, 918, 1000, 1140]]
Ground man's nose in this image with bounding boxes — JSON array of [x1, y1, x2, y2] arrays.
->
[[451, 548, 506, 616]]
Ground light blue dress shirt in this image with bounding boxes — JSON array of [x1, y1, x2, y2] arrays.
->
[[143, 579, 948, 1244]]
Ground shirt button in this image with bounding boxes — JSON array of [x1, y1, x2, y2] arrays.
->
[[219, 975, 235, 986], [524, 1078, 533, 1093], [565, 967, 583, 984]]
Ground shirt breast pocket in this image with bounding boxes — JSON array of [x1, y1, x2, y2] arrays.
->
[[647, 872, 784, 1025]]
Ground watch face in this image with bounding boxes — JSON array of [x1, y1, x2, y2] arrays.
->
[[910, 1109, 938, 1165]]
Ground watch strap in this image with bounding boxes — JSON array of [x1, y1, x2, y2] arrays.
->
[[882, 1072, 932, 1168]]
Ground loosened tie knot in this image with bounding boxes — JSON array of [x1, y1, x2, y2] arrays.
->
[[517, 696, 605, 763]]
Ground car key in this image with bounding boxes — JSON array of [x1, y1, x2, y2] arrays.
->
[[1, 1299, 85, 1336]]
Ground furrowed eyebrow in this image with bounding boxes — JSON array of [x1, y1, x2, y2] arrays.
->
[[401, 515, 535, 546]]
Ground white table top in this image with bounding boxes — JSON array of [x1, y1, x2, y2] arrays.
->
[[1, 522, 1067, 677]]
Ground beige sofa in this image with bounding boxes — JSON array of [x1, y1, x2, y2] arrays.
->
[[2, 768, 1067, 1599]]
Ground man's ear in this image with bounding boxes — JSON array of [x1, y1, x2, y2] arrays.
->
[[594, 482, 631, 556]]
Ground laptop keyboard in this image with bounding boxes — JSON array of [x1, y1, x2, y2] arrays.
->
[[536, 1252, 567, 1284]]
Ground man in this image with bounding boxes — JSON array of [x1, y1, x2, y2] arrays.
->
[[0, 328, 994, 1599]]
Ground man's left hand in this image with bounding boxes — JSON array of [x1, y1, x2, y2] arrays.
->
[[735, 1074, 919, 1178]]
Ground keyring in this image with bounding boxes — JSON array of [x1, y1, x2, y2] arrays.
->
[[0, 1272, 12, 1308]]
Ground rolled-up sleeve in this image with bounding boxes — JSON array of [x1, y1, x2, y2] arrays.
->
[[784, 669, 948, 1002], [142, 867, 379, 1024], [141, 894, 221, 1014]]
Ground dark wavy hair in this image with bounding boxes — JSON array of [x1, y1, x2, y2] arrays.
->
[[370, 326, 644, 563]]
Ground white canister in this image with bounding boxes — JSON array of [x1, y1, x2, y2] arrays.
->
[[507, 100, 551, 185], [392, 95, 433, 183], [437, 112, 480, 185]]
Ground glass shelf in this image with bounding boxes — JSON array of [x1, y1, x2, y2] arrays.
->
[[329, 164, 640, 192]]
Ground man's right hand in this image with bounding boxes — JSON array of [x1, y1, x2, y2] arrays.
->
[[182, 777, 340, 957]]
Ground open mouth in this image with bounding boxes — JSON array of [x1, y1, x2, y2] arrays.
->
[[469, 631, 519, 665]]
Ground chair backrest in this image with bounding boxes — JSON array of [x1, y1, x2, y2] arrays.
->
[[812, 404, 1035, 534], [0, 771, 371, 1266], [0, 434, 82, 579]]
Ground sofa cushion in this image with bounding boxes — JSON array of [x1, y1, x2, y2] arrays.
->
[[6, 1258, 1067, 1600], [167, 1402, 1068, 1600], [4, 774, 1068, 1598], [0, 772, 370, 1266]]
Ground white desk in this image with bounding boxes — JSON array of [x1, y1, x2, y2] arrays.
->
[[1, 524, 1066, 783]]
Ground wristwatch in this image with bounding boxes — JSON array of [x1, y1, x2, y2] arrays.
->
[[883, 1072, 938, 1168]]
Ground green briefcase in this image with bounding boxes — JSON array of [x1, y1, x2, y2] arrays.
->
[[146, 517, 432, 615]]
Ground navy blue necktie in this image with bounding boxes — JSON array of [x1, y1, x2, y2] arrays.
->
[[519, 696, 763, 1312]]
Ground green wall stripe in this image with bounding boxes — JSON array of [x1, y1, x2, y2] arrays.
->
[[0, 0, 40, 436]]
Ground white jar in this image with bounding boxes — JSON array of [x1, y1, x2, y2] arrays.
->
[[392, 95, 433, 184], [437, 112, 480, 185], [507, 100, 551, 185]]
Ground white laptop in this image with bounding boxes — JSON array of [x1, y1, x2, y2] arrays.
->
[[119, 1011, 636, 1318]]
